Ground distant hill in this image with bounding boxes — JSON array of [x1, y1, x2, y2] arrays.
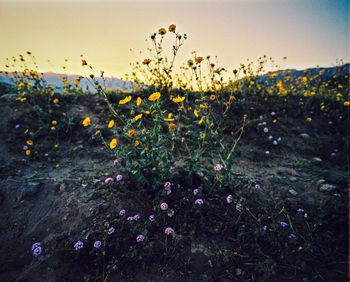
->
[[259, 63, 349, 82], [0, 72, 134, 93]]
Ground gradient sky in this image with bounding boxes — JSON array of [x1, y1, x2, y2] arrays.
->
[[0, 0, 348, 78]]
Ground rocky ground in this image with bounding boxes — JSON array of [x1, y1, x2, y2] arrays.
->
[[0, 92, 348, 281]]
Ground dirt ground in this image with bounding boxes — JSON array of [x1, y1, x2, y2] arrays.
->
[[0, 93, 348, 281]]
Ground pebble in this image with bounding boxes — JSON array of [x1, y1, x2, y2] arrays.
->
[[20, 182, 41, 199], [319, 184, 336, 193]]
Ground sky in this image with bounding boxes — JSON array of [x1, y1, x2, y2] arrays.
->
[[0, 0, 348, 78]]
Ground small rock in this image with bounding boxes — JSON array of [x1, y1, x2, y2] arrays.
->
[[289, 176, 298, 182], [289, 189, 298, 196], [57, 183, 66, 194], [276, 167, 299, 176], [316, 179, 326, 188], [88, 191, 101, 201], [312, 157, 323, 163], [72, 145, 84, 152], [20, 182, 40, 199], [300, 133, 310, 139], [319, 184, 336, 193], [98, 202, 110, 211]]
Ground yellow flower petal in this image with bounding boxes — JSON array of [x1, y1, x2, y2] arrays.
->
[[148, 92, 161, 101], [134, 113, 143, 121], [82, 117, 91, 127], [109, 138, 118, 150], [136, 97, 142, 106], [172, 96, 185, 103], [108, 119, 115, 128], [119, 95, 132, 105]]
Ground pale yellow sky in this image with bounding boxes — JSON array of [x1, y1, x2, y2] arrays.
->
[[0, 0, 348, 78]]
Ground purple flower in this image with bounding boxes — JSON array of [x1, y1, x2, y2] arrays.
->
[[236, 203, 242, 212], [262, 225, 268, 232], [31, 242, 42, 257], [195, 198, 204, 206], [31, 242, 41, 251], [288, 233, 297, 239], [119, 209, 126, 216], [33, 246, 42, 257], [164, 182, 172, 190], [297, 208, 304, 213], [149, 214, 155, 222], [15, 124, 20, 128], [263, 127, 269, 133], [116, 174, 123, 181], [214, 164, 224, 171], [127, 216, 134, 221], [94, 241, 102, 249], [74, 240, 84, 251], [133, 214, 140, 221], [193, 189, 199, 195], [164, 227, 174, 235], [254, 184, 261, 189], [136, 234, 145, 242], [226, 194, 233, 204], [113, 159, 120, 165], [273, 140, 278, 145], [160, 202, 168, 211], [271, 112, 276, 116], [107, 227, 115, 235], [23, 145, 29, 150], [105, 177, 114, 184], [280, 221, 288, 228]]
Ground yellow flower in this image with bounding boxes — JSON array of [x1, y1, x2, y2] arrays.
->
[[229, 95, 236, 101], [128, 129, 135, 137], [53, 98, 59, 104], [26, 140, 33, 146], [344, 101, 350, 106], [109, 138, 118, 150], [134, 140, 140, 147], [142, 59, 151, 65], [194, 109, 199, 118], [200, 132, 206, 139], [51, 126, 56, 131], [164, 113, 174, 122], [195, 57, 204, 64], [134, 113, 143, 121], [25, 149, 31, 156], [136, 97, 142, 106], [199, 103, 207, 109], [108, 119, 115, 128], [168, 123, 176, 131], [119, 95, 132, 105], [210, 95, 216, 101], [95, 130, 101, 135], [148, 92, 161, 101], [302, 77, 308, 83], [168, 24, 176, 32], [306, 117, 312, 123], [172, 96, 185, 103], [158, 28, 166, 35], [51, 120, 58, 125], [198, 117, 204, 125], [82, 117, 91, 127]]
